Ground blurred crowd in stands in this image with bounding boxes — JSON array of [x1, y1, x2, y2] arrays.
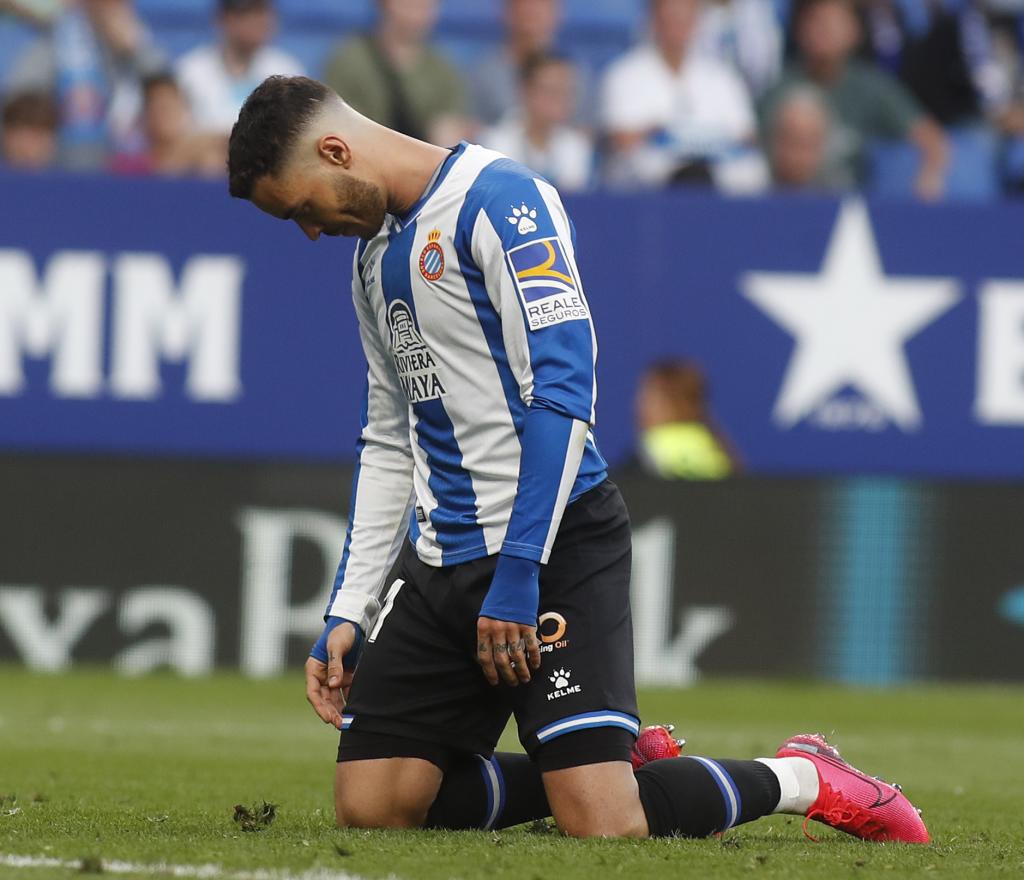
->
[[4, 0, 1024, 199]]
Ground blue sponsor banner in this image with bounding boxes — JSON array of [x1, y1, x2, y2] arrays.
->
[[0, 171, 366, 460], [1, 170, 1023, 476]]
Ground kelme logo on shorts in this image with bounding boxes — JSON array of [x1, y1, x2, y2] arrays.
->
[[546, 666, 581, 701]]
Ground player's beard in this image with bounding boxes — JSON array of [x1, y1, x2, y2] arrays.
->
[[332, 174, 387, 240]]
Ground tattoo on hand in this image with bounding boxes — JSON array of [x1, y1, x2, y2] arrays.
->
[[494, 643, 509, 654], [510, 638, 526, 654], [477, 642, 488, 654]]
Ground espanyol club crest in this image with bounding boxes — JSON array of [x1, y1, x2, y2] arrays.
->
[[419, 229, 445, 282]]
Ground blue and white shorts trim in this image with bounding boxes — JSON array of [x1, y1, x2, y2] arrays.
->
[[535, 710, 640, 744], [690, 756, 743, 830], [340, 714, 355, 730]]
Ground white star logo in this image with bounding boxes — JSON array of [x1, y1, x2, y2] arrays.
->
[[742, 200, 960, 431]]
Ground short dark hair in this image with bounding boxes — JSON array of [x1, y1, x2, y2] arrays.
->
[[519, 51, 574, 86], [141, 72, 180, 102], [228, 75, 332, 199], [2, 91, 59, 131], [792, 0, 858, 24], [642, 359, 709, 415], [220, 0, 272, 12]]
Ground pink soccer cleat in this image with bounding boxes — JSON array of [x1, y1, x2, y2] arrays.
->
[[631, 724, 686, 770], [776, 733, 930, 844]]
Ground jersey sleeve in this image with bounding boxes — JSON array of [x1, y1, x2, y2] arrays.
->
[[469, 167, 597, 425], [468, 166, 597, 572], [323, 254, 415, 634]]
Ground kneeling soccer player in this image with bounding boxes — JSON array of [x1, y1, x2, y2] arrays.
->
[[227, 74, 929, 843]]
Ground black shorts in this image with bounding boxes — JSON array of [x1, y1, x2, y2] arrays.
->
[[338, 480, 638, 768]]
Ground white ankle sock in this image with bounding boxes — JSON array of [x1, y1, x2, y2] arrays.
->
[[756, 757, 820, 815]]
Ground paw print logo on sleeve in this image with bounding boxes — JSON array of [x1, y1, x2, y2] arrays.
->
[[507, 204, 538, 235]]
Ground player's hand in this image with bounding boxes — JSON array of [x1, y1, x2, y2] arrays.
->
[[476, 616, 541, 687], [477, 554, 542, 686], [304, 621, 358, 728]]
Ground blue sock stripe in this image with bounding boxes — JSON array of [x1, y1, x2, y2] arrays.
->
[[718, 762, 742, 827], [536, 710, 640, 743], [691, 757, 740, 830], [490, 756, 506, 825], [476, 755, 501, 830]]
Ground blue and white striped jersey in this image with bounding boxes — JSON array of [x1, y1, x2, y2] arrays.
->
[[325, 143, 608, 633]]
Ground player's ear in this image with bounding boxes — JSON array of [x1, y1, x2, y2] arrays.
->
[[317, 135, 352, 168]]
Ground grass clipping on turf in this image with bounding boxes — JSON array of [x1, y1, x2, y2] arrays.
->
[[232, 801, 278, 832]]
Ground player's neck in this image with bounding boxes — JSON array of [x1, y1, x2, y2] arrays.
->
[[380, 133, 453, 219]]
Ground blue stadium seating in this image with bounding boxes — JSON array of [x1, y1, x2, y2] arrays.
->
[[943, 126, 1001, 201], [1001, 136, 1024, 190], [135, 0, 373, 34], [868, 125, 1000, 202], [0, 18, 38, 86], [562, 0, 644, 28], [6, 2, 1019, 204], [135, 0, 213, 21], [2, 0, 638, 95], [130, 0, 638, 71]]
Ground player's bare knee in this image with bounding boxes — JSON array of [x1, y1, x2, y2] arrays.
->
[[335, 806, 424, 830], [334, 767, 433, 829], [545, 760, 648, 838], [551, 798, 647, 839], [335, 792, 429, 829], [549, 789, 649, 837], [334, 756, 441, 829]]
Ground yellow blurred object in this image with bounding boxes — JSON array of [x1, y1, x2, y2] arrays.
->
[[641, 422, 733, 480]]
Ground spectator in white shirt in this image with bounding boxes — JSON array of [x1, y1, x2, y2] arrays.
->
[[599, 0, 767, 192], [692, 0, 783, 97], [176, 0, 304, 135], [481, 52, 593, 192]]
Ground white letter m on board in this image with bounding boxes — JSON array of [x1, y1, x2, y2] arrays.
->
[[110, 253, 244, 401]]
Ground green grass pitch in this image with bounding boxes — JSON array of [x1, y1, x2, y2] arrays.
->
[[1, 666, 1022, 880]]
